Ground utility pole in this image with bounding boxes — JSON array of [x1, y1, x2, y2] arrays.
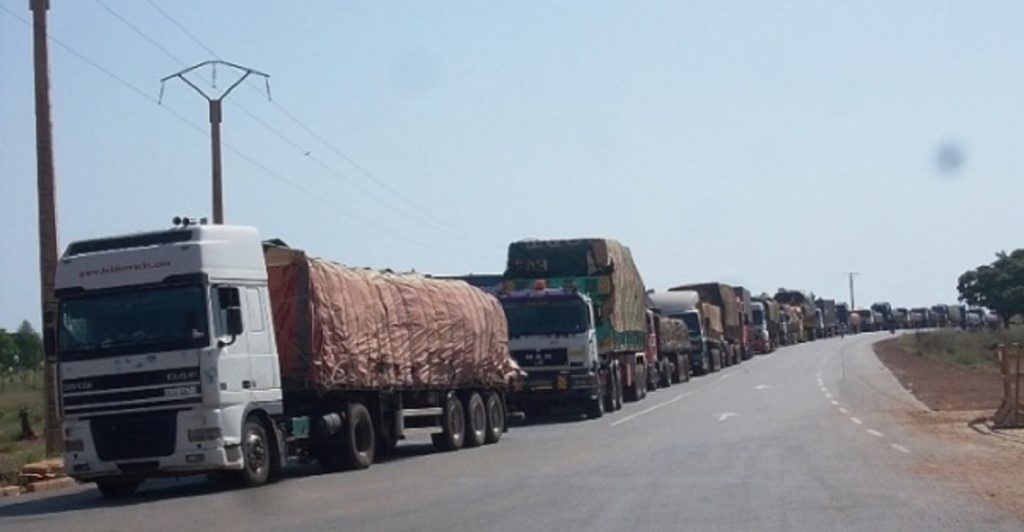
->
[[29, 0, 61, 455], [847, 272, 860, 310], [160, 61, 270, 224]]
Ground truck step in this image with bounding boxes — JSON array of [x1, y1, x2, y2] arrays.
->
[[401, 407, 442, 418]]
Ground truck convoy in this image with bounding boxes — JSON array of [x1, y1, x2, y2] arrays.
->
[[733, 286, 755, 361], [871, 302, 895, 330], [502, 238, 649, 411], [750, 297, 780, 353], [647, 291, 726, 375], [55, 221, 519, 497], [669, 283, 743, 366], [835, 302, 851, 335]]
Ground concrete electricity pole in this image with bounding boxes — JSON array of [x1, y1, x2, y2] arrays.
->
[[160, 61, 270, 224], [29, 0, 61, 455], [847, 272, 860, 310]]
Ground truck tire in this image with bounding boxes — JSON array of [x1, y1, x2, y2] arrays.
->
[[464, 392, 487, 448], [681, 355, 691, 382], [237, 417, 272, 487], [660, 360, 672, 388], [484, 391, 505, 444], [711, 348, 722, 372], [96, 478, 141, 498], [341, 403, 376, 470], [432, 393, 465, 452]]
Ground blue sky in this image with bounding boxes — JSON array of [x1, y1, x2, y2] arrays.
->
[[2, 1, 1023, 329]]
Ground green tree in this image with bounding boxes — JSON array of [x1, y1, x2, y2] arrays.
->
[[957, 249, 1024, 328], [13, 320, 43, 370], [0, 329, 16, 373]]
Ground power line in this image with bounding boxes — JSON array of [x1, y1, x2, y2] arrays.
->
[[143, 0, 470, 236], [0, 3, 438, 250]]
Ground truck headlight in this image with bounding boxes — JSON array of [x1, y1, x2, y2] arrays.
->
[[568, 348, 586, 360], [187, 427, 223, 442]]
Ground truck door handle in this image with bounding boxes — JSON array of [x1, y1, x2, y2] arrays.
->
[[242, 380, 253, 389]]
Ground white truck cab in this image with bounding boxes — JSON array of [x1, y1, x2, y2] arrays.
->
[[499, 287, 604, 417], [56, 220, 281, 492]]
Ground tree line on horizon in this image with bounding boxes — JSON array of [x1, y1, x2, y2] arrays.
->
[[0, 320, 43, 376], [958, 249, 1024, 328]]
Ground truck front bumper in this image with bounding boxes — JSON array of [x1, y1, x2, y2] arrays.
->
[[62, 407, 246, 481], [509, 370, 601, 407]]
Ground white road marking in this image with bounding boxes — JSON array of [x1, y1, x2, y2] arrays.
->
[[866, 429, 885, 438], [754, 384, 770, 390], [609, 392, 693, 427], [838, 407, 850, 414], [819, 387, 828, 393], [850, 417, 863, 425], [717, 412, 739, 421], [891, 443, 911, 454], [824, 393, 833, 399], [830, 400, 840, 406], [715, 373, 734, 384]]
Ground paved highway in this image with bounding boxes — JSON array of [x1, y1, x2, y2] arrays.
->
[[2, 333, 1021, 531]]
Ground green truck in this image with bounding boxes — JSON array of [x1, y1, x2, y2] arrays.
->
[[504, 238, 650, 410]]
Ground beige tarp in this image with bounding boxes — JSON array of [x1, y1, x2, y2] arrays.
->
[[656, 316, 690, 353], [266, 245, 519, 393]]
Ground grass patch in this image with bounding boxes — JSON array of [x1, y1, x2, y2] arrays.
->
[[0, 371, 47, 486], [895, 327, 1024, 371]]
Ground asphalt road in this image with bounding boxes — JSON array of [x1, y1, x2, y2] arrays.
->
[[2, 333, 1021, 531]]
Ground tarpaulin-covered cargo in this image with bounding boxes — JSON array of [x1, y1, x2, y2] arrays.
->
[[699, 302, 725, 339], [816, 299, 837, 329], [669, 283, 740, 342], [775, 288, 817, 332], [754, 296, 782, 339], [265, 245, 518, 393], [504, 238, 647, 355], [654, 316, 690, 354]]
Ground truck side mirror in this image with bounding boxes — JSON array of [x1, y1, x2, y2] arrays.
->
[[217, 287, 243, 347]]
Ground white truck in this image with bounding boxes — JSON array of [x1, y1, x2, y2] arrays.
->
[[499, 287, 605, 418], [56, 220, 516, 497]]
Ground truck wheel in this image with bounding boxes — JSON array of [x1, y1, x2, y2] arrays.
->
[[96, 478, 141, 498], [681, 355, 691, 382], [235, 417, 272, 487], [484, 391, 505, 444], [615, 369, 625, 410], [660, 360, 672, 387], [341, 403, 376, 470], [711, 349, 721, 372], [432, 394, 465, 452], [670, 357, 682, 384], [464, 392, 487, 448]]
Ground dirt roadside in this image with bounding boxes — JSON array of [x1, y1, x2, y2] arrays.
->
[[874, 338, 1024, 520]]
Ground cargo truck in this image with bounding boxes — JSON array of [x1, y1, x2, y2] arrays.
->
[[55, 221, 518, 497], [499, 287, 606, 418], [503, 238, 649, 407], [669, 282, 742, 366], [894, 307, 910, 329], [871, 302, 895, 330], [815, 299, 838, 338], [749, 301, 774, 353], [647, 311, 691, 387], [854, 309, 877, 331], [753, 296, 782, 351], [836, 302, 851, 335], [647, 291, 725, 374], [775, 289, 818, 341], [733, 286, 755, 361]]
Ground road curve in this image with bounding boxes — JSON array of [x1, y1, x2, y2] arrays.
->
[[2, 333, 1020, 531]]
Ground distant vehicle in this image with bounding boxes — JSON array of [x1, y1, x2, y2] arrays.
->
[[854, 309, 876, 331], [670, 282, 743, 366], [985, 311, 1002, 329], [647, 291, 725, 374], [966, 308, 985, 329], [871, 302, 894, 330], [930, 304, 950, 328], [816, 299, 838, 337], [647, 311, 692, 387], [732, 286, 756, 361], [750, 301, 776, 353], [909, 307, 932, 328], [894, 307, 910, 329], [835, 302, 851, 334], [946, 305, 966, 328], [775, 289, 818, 340], [753, 296, 783, 349]]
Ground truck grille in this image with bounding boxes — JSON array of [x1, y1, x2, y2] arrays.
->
[[61, 367, 202, 416], [91, 410, 177, 461], [512, 348, 568, 367]]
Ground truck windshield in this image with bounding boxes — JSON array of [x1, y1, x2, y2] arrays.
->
[[502, 299, 589, 336], [752, 309, 765, 325], [58, 284, 210, 361], [675, 312, 701, 334]]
